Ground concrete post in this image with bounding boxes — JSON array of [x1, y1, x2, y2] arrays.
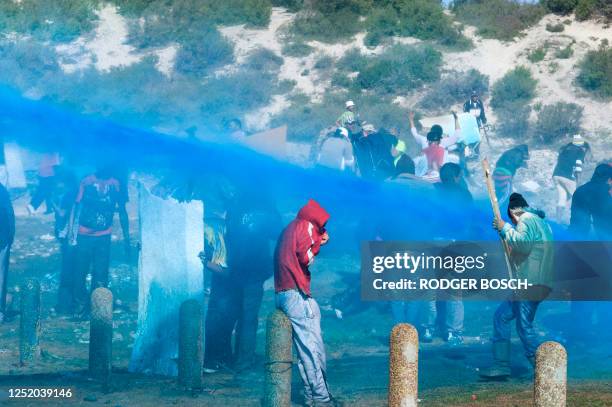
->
[[389, 323, 418, 407], [178, 299, 203, 390], [89, 287, 113, 383], [19, 279, 41, 364], [534, 341, 567, 407], [263, 310, 292, 407]]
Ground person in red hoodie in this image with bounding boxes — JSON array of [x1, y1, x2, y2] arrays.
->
[[274, 199, 339, 407]]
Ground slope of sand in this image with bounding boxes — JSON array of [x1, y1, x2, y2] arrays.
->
[[444, 14, 612, 134]]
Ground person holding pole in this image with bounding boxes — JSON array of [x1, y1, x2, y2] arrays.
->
[[480, 192, 554, 379]]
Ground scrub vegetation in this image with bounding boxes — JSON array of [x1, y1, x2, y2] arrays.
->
[[576, 44, 612, 98], [453, 0, 547, 41], [418, 69, 490, 113]]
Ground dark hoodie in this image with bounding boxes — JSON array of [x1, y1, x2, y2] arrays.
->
[[274, 199, 330, 297], [569, 163, 612, 239]]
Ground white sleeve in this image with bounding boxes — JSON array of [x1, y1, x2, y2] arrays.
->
[[411, 127, 428, 149]]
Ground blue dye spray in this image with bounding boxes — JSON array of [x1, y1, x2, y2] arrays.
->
[[1, 85, 610, 388]]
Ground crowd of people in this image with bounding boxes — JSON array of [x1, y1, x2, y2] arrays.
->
[[0, 160, 130, 322], [0, 93, 610, 406]]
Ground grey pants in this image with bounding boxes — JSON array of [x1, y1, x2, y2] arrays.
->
[[276, 290, 332, 404]]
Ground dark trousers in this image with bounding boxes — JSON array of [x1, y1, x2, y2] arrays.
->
[[0, 245, 10, 320], [234, 282, 264, 366], [493, 299, 542, 358], [204, 274, 236, 367], [56, 241, 77, 314], [30, 176, 55, 211], [204, 274, 264, 368], [74, 234, 111, 308]]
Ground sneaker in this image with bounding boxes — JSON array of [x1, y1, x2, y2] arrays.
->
[[446, 332, 463, 346], [420, 328, 433, 343], [203, 364, 220, 374]]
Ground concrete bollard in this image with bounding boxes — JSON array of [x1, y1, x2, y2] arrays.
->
[[534, 341, 567, 407], [389, 323, 419, 407], [263, 310, 292, 407], [178, 299, 203, 390], [19, 279, 41, 364], [89, 287, 113, 383]]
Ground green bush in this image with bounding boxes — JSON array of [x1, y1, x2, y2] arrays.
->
[[331, 72, 353, 88], [555, 44, 573, 59], [336, 48, 368, 72], [496, 104, 532, 138], [576, 45, 612, 97], [313, 54, 334, 70], [419, 69, 490, 112], [118, 0, 271, 28], [491, 66, 537, 110], [309, 0, 373, 15], [575, 0, 596, 21], [365, 0, 469, 48], [453, 0, 546, 41], [271, 91, 412, 142], [244, 48, 283, 72], [198, 69, 281, 128], [594, 0, 612, 20], [543, 0, 578, 14], [364, 5, 399, 47], [175, 27, 234, 76], [281, 41, 314, 57], [277, 79, 297, 93], [0, 40, 61, 91], [0, 0, 99, 42], [355, 44, 442, 95], [290, 8, 361, 43], [206, 0, 272, 27], [545, 22, 565, 32], [533, 102, 583, 143], [528, 47, 547, 63], [271, 0, 304, 12], [395, 0, 459, 41], [270, 92, 344, 141]]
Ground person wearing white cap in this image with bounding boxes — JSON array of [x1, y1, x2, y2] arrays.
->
[[336, 100, 359, 127], [552, 134, 591, 222]]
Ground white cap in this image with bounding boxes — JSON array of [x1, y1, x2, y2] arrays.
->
[[338, 127, 349, 138], [345, 100, 355, 108], [572, 134, 584, 145], [362, 124, 376, 133]]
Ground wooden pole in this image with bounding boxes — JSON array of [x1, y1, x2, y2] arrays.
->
[[482, 158, 515, 279]]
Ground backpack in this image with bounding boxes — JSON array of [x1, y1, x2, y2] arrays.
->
[[79, 180, 118, 232]]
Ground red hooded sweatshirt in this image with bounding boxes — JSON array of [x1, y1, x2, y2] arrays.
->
[[274, 199, 330, 297]]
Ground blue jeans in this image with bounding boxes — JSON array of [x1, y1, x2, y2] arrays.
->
[[493, 299, 542, 358]]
